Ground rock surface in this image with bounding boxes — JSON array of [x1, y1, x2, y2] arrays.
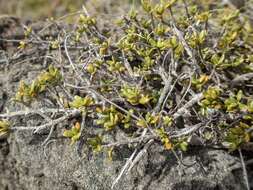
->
[[0, 16, 251, 190]]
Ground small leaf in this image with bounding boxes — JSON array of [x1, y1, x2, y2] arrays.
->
[[87, 135, 103, 153], [139, 94, 151, 105], [136, 119, 147, 128], [63, 122, 81, 144], [107, 147, 114, 161], [236, 90, 243, 101], [164, 138, 172, 150], [248, 100, 253, 113], [163, 116, 173, 126], [179, 141, 188, 152], [63, 130, 75, 138], [71, 132, 81, 145], [18, 41, 26, 49]]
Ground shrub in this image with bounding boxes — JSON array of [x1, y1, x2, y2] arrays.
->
[[1, 0, 253, 187]]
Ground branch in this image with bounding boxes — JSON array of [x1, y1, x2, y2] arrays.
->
[[239, 149, 250, 190], [172, 25, 201, 74], [11, 109, 81, 133], [173, 93, 203, 119], [153, 67, 172, 113], [33, 109, 80, 134], [0, 108, 69, 118]]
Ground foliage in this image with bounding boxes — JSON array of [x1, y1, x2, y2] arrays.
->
[[15, 65, 62, 104], [87, 135, 103, 153], [0, 120, 10, 138], [156, 127, 172, 150], [224, 122, 251, 151], [63, 122, 81, 145], [95, 106, 123, 130], [120, 85, 152, 105], [69, 96, 94, 109], [4, 0, 253, 164]]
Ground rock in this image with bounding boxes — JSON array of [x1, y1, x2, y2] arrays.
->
[[0, 130, 249, 190]]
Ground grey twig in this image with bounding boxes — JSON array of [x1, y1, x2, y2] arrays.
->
[[239, 148, 250, 190], [0, 108, 69, 118], [33, 110, 80, 134], [126, 139, 154, 174], [111, 149, 138, 189], [232, 73, 253, 84], [153, 67, 172, 113], [172, 25, 201, 74], [173, 93, 203, 119]]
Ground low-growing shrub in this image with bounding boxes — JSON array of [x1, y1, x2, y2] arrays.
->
[[1, 0, 253, 187]]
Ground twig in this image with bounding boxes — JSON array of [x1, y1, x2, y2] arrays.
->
[[33, 110, 80, 134], [170, 123, 204, 138], [42, 125, 55, 146], [153, 68, 172, 113], [172, 75, 193, 112], [64, 34, 88, 84], [161, 74, 182, 111], [43, 139, 57, 158], [238, 148, 250, 190], [122, 51, 134, 77], [10, 110, 80, 132], [102, 135, 155, 148], [232, 73, 253, 84], [173, 93, 203, 119], [111, 149, 138, 189], [65, 83, 141, 121], [172, 25, 201, 74], [126, 139, 154, 174], [0, 108, 74, 118]]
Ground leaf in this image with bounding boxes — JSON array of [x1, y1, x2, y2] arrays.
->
[[239, 122, 250, 129], [170, 36, 178, 48], [121, 85, 140, 105], [87, 136, 103, 153], [0, 120, 10, 131], [244, 133, 251, 143], [18, 41, 26, 49], [199, 74, 209, 84], [239, 103, 247, 111], [195, 11, 211, 23], [236, 90, 243, 101], [107, 147, 114, 161], [129, 8, 137, 19], [0, 131, 8, 138], [71, 132, 81, 145], [154, 4, 165, 16], [179, 141, 188, 152], [74, 122, 81, 131], [63, 122, 81, 144], [63, 130, 75, 138], [69, 96, 94, 109], [199, 30, 207, 44], [141, 0, 152, 13], [86, 64, 97, 74], [164, 0, 177, 9], [247, 100, 253, 113], [164, 138, 172, 150], [139, 94, 151, 105], [147, 114, 160, 125], [24, 27, 32, 37], [136, 119, 147, 128], [163, 116, 173, 126]]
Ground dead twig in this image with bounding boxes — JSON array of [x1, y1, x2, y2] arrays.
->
[[173, 93, 203, 119], [238, 148, 250, 190]]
